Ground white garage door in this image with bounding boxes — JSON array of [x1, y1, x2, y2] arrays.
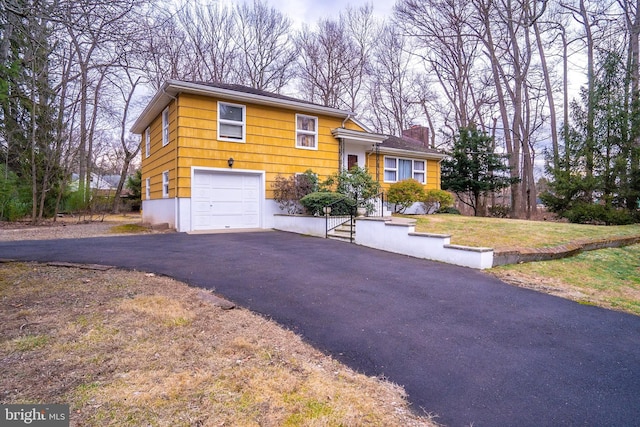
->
[[192, 170, 261, 230]]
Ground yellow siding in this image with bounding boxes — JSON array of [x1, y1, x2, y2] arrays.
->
[[141, 92, 441, 202], [344, 120, 365, 132], [366, 154, 442, 192], [173, 93, 343, 199], [141, 100, 177, 199]]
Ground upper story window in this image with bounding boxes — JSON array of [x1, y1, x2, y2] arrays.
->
[[145, 177, 150, 200], [162, 171, 169, 198], [384, 157, 426, 184], [218, 101, 245, 142], [162, 108, 170, 146], [145, 127, 150, 158], [296, 114, 318, 150]]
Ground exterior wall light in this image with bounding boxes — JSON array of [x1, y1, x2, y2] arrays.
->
[[228, 157, 234, 168]]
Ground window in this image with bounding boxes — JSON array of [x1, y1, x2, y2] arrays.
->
[[145, 178, 150, 200], [218, 101, 245, 142], [162, 108, 169, 146], [162, 171, 169, 198], [296, 114, 318, 149], [145, 127, 150, 158], [384, 157, 426, 184]]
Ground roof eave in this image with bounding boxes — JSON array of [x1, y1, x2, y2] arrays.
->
[[331, 127, 388, 144], [373, 146, 447, 160], [130, 80, 355, 134]]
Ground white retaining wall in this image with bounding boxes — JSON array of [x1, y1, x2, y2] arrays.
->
[[273, 214, 327, 238], [355, 217, 494, 269]]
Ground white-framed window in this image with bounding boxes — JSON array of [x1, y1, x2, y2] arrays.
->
[[384, 156, 426, 184], [145, 127, 150, 158], [145, 177, 150, 200], [162, 108, 170, 146], [218, 101, 246, 142], [162, 171, 169, 198], [295, 114, 318, 149]]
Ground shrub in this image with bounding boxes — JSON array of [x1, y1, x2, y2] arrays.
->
[[272, 170, 319, 214], [323, 166, 380, 203], [488, 205, 510, 218], [422, 189, 454, 214], [437, 206, 461, 215], [564, 203, 636, 225], [387, 179, 425, 213], [300, 192, 356, 216]]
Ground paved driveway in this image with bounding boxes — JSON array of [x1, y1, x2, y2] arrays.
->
[[1, 231, 639, 426]]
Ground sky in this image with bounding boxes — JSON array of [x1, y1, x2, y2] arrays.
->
[[267, 0, 394, 28]]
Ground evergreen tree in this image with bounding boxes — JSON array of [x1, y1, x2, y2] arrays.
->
[[543, 50, 639, 224], [441, 127, 517, 216]]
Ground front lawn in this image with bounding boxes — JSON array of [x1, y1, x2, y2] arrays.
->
[[409, 214, 640, 316], [0, 263, 435, 426], [412, 214, 640, 251], [491, 244, 640, 316]]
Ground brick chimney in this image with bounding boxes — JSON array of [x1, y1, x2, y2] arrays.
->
[[402, 125, 430, 147]]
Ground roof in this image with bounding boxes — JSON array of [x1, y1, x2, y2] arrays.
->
[[378, 135, 446, 159], [130, 80, 355, 134]]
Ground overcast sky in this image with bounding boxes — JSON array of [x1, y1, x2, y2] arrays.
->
[[267, 0, 394, 28]]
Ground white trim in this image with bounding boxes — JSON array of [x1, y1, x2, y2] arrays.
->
[[384, 156, 427, 184], [144, 127, 150, 158], [295, 113, 318, 150], [162, 170, 169, 198], [217, 101, 246, 143], [331, 127, 387, 144], [162, 108, 169, 146], [376, 146, 446, 161], [145, 177, 150, 200]]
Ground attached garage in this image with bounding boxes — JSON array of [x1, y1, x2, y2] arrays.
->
[[191, 169, 263, 231]]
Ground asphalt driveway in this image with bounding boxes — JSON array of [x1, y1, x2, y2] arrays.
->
[[1, 231, 639, 426]]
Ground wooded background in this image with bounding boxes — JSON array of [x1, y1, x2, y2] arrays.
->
[[1, 0, 638, 221]]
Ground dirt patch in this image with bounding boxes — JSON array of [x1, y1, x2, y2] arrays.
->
[[0, 263, 437, 426], [490, 270, 592, 302]]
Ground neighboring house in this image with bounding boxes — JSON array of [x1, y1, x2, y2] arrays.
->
[[70, 173, 120, 192], [130, 80, 445, 232]]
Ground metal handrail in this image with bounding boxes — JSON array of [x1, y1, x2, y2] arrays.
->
[[324, 196, 356, 240], [323, 192, 386, 242]]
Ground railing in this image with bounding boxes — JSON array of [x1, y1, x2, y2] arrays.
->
[[323, 192, 386, 242], [365, 192, 385, 217], [324, 196, 356, 240]]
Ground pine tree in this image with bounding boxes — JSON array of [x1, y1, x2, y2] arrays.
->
[[441, 127, 517, 216]]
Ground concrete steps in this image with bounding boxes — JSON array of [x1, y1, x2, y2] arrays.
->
[[327, 219, 355, 242]]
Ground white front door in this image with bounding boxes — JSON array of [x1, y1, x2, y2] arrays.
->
[[192, 170, 261, 230]]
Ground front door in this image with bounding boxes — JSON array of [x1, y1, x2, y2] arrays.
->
[[347, 154, 358, 170]]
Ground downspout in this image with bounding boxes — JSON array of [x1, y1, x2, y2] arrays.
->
[[338, 115, 351, 172]]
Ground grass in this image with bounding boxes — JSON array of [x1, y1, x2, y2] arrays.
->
[[491, 244, 640, 315], [108, 223, 151, 234], [409, 213, 640, 316], [412, 214, 640, 250], [0, 262, 436, 426]]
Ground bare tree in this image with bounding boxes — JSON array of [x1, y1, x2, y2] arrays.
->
[[178, 2, 239, 83], [295, 6, 377, 110], [367, 26, 418, 135], [396, 0, 490, 131], [234, 0, 295, 92]]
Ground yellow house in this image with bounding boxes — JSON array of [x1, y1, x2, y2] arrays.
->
[[130, 80, 445, 232]]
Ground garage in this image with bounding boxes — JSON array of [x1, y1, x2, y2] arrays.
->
[[191, 170, 262, 230]]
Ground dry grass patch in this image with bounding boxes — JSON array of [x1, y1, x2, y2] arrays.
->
[[491, 244, 640, 316], [0, 263, 437, 426]]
